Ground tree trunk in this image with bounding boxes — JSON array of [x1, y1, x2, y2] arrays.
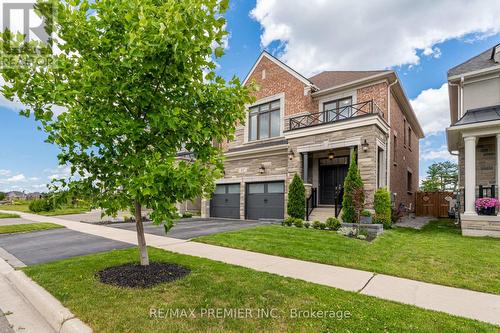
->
[[134, 200, 149, 266]]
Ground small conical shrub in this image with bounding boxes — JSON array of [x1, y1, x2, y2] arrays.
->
[[287, 173, 306, 219], [341, 151, 365, 223]]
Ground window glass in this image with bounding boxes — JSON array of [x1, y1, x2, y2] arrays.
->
[[339, 98, 352, 118], [268, 182, 284, 193], [259, 103, 269, 112], [249, 113, 257, 141], [324, 101, 337, 122], [248, 183, 265, 194], [259, 112, 270, 139], [227, 184, 240, 194], [215, 185, 226, 194], [271, 100, 280, 109], [270, 110, 280, 137]]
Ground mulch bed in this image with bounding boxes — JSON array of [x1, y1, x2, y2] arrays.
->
[[96, 262, 190, 288]]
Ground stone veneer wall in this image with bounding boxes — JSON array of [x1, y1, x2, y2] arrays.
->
[[458, 136, 497, 189]]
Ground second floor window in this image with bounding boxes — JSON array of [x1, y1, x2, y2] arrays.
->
[[249, 100, 280, 141], [323, 97, 352, 122]]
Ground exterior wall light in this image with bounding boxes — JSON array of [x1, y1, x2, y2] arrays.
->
[[362, 139, 369, 152], [328, 150, 334, 160], [288, 149, 295, 160], [259, 164, 266, 174]]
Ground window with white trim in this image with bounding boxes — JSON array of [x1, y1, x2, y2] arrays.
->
[[249, 100, 280, 141]]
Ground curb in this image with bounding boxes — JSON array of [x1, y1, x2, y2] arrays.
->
[[0, 258, 92, 333]]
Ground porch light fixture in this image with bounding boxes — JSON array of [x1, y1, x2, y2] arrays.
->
[[328, 150, 334, 160], [361, 139, 369, 152], [288, 149, 295, 160], [259, 164, 266, 174]]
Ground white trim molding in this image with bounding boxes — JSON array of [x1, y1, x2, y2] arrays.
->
[[296, 137, 362, 153], [225, 144, 288, 160], [216, 174, 287, 185]]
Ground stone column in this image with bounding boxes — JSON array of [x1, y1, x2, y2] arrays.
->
[[303, 152, 309, 183], [200, 197, 210, 218], [497, 134, 500, 196], [464, 136, 477, 215]]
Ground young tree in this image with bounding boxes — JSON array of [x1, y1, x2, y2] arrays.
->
[[0, 192, 6, 201], [421, 161, 458, 192], [0, 0, 252, 266], [287, 174, 305, 219], [341, 151, 365, 223]]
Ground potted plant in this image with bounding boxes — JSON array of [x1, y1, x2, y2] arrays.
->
[[475, 198, 499, 216]]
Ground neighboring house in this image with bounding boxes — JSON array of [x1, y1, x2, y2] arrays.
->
[[199, 51, 423, 221], [446, 43, 500, 237], [6, 191, 26, 200]]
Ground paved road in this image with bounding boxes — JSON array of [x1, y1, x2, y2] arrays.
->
[[0, 228, 132, 265], [107, 218, 277, 239]]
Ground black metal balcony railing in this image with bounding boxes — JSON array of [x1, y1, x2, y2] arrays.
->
[[289, 100, 384, 131]]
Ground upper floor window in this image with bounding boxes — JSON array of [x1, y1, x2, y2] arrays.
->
[[408, 127, 412, 148], [249, 100, 280, 141], [323, 97, 352, 122]]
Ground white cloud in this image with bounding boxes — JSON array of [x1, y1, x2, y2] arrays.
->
[[421, 145, 457, 162], [251, 0, 500, 75], [45, 165, 72, 180], [5, 174, 26, 182], [0, 169, 11, 176], [411, 83, 450, 136]]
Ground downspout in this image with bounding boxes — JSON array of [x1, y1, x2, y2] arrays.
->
[[460, 76, 464, 118], [386, 79, 398, 192], [449, 81, 461, 119]]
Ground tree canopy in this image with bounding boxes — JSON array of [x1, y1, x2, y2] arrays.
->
[[420, 161, 458, 192], [0, 0, 253, 265]]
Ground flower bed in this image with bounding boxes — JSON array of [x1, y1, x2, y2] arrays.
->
[[475, 197, 499, 216]]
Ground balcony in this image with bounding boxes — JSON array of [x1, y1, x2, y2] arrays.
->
[[288, 100, 384, 131]]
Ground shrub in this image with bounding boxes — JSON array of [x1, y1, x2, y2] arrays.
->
[[361, 210, 371, 217], [182, 211, 193, 218], [282, 217, 295, 227], [319, 222, 327, 230], [374, 214, 391, 229], [374, 188, 391, 218], [29, 198, 53, 213], [293, 219, 304, 228], [287, 174, 306, 219], [341, 152, 365, 223], [325, 217, 341, 231], [312, 220, 321, 229], [303, 221, 311, 228]]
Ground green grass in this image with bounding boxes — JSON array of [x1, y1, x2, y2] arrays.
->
[[195, 220, 500, 295], [0, 223, 63, 234], [0, 212, 20, 219], [0, 203, 89, 216], [23, 247, 497, 333]]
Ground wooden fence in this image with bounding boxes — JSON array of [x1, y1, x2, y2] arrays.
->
[[415, 191, 454, 217]]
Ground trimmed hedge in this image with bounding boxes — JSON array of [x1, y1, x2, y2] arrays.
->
[[341, 151, 365, 223], [287, 174, 306, 219]]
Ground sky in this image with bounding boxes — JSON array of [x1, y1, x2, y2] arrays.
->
[[1, 0, 500, 192]]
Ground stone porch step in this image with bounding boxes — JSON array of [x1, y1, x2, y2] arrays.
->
[[307, 207, 339, 222]]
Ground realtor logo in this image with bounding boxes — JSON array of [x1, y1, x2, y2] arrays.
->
[[1, 1, 55, 54]]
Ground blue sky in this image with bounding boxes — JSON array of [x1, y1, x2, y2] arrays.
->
[[1, 0, 500, 192]]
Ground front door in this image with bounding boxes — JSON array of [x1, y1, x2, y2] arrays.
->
[[319, 159, 348, 205]]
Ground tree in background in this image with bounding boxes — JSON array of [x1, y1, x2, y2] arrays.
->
[[0, 192, 5, 201], [421, 161, 458, 192], [287, 174, 306, 219], [0, 0, 252, 266], [341, 152, 365, 223]]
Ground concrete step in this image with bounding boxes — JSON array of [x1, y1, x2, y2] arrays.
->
[[307, 207, 338, 222]]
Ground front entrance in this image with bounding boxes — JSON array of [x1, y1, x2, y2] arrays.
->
[[319, 158, 348, 205]]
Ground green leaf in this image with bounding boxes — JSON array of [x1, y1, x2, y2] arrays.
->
[[214, 46, 224, 58]]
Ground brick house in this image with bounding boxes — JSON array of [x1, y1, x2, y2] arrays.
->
[[200, 51, 423, 221], [446, 43, 500, 237]]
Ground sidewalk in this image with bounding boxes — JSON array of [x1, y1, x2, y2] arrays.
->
[[2, 210, 500, 326]]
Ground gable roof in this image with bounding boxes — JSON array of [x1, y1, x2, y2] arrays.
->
[[448, 43, 500, 78], [308, 70, 390, 90], [243, 51, 317, 88]]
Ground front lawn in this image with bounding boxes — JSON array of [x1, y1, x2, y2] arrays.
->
[[196, 220, 500, 295], [24, 247, 496, 332], [0, 212, 20, 219], [0, 223, 63, 234], [0, 202, 90, 216]]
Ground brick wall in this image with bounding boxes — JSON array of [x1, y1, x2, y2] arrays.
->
[[357, 82, 389, 122], [389, 93, 419, 210]]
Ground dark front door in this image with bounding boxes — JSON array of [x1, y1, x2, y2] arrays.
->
[[319, 162, 348, 205], [210, 184, 240, 219], [246, 182, 285, 220]]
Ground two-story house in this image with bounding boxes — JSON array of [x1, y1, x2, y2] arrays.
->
[[446, 43, 500, 237], [200, 51, 423, 221]]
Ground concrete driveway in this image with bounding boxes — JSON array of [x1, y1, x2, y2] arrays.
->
[[107, 218, 277, 239], [0, 228, 132, 266]]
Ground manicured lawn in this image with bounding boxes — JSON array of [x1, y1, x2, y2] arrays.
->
[[0, 212, 20, 219], [0, 223, 63, 234], [0, 203, 89, 216], [24, 247, 496, 333], [196, 220, 500, 295]]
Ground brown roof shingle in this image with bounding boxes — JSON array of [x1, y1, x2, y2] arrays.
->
[[309, 70, 390, 90]]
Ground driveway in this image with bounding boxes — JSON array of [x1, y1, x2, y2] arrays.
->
[[0, 228, 132, 266], [107, 218, 277, 239]]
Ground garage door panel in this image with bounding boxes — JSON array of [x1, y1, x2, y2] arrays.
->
[[246, 181, 284, 220], [211, 184, 240, 219]]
